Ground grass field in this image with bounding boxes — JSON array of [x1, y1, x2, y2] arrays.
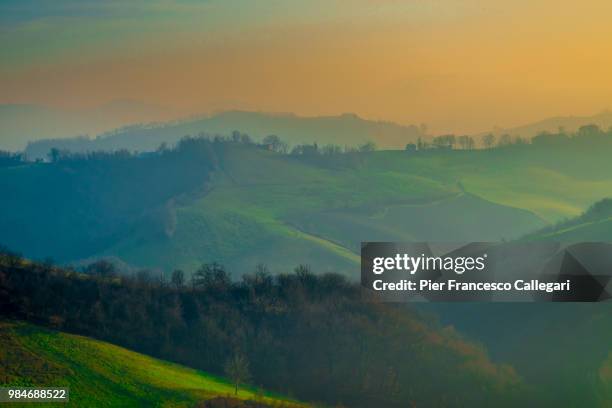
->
[[3, 143, 612, 274], [101, 145, 612, 274], [0, 321, 303, 408]]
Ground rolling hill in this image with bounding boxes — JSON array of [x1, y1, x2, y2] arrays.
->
[[480, 109, 612, 140], [23, 111, 425, 159], [102, 144, 612, 273], [0, 102, 173, 152], [3, 139, 612, 274], [0, 321, 301, 407]]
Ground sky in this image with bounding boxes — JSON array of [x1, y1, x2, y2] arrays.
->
[[2, 0, 612, 134]]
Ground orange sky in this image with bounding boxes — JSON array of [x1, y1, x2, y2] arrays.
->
[[3, 0, 612, 134]]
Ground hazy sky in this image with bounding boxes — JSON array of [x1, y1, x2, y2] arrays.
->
[[2, 0, 612, 134]]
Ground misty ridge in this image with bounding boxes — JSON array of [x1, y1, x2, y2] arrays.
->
[[4, 103, 612, 158], [5, 108, 425, 157]]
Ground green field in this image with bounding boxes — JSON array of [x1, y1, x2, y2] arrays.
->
[[101, 145, 612, 274], [0, 321, 303, 408], [3, 142, 612, 274]]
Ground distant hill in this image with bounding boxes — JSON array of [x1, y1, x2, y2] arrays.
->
[[0, 321, 299, 407], [24, 111, 425, 159], [481, 110, 612, 139], [0, 101, 174, 152]]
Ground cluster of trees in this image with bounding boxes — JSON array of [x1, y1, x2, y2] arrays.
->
[[480, 133, 528, 149], [480, 124, 612, 150], [0, 254, 523, 407], [0, 150, 22, 167], [258, 133, 377, 156], [289, 141, 376, 156], [411, 133, 526, 151], [275, 122, 611, 154], [529, 124, 612, 147]]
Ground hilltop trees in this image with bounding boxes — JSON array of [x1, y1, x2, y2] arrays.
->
[[531, 131, 569, 146], [497, 134, 513, 147], [432, 134, 456, 149], [191, 262, 230, 291], [482, 133, 496, 149], [262, 135, 288, 153], [0, 151, 22, 167], [457, 135, 475, 150]]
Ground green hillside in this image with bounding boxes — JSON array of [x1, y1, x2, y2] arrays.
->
[[4, 138, 612, 273], [104, 146, 458, 273], [103, 145, 612, 273], [0, 321, 302, 408], [526, 198, 612, 241], [480, 110, 612, 140]]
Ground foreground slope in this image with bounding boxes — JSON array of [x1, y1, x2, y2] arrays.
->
[[1, 257, 525, 407], [0, 321, 300, 407]]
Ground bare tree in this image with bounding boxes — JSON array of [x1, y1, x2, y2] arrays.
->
[[457, 135, 475, 150], [171, 269, 185, 288], [224, 352, 251, 395], [432, 134, 456, 149]]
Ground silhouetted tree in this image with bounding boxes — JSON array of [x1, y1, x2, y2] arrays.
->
[[405, 143, 417, 152], [192, 262, 230, 291], [457, 135, 475, 150], [171, 269, 185, 288], [432, 135, 456, 149], [482, 133, 496, 149]]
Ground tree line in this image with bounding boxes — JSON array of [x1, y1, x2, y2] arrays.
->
[[0, 252, 524, 407]]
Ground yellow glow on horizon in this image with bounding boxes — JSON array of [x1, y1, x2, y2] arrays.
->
[[3, 0, 612, 134]]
